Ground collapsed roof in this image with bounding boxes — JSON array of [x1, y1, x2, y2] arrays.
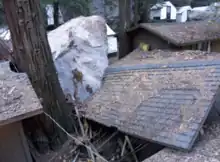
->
[[83, 50, 220, 151]]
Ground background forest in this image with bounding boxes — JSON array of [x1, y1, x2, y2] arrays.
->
[[0, 0, 218, 31]]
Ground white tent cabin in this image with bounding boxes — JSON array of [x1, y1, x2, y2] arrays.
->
[[176, 6, 192, 22], [45, 4, 64, 26], [150, 1, 177, 21]]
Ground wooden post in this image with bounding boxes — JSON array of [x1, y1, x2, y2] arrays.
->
[[118, 0, 132, 59], [3, 0, 74, 152]]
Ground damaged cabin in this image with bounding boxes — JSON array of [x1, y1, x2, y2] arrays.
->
[[0, 61, 42, 162], [125, 21, 220, 56], [83, 49, 220, 153]]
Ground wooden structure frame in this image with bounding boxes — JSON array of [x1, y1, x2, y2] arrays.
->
[[0, 61, 43, 162]]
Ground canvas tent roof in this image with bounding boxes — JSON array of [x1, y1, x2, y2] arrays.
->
[[83, 50, 220, 151], [128, 21, 220, 46], [151, 1, 173, 10], [177, 6, 192, 14], [106, 24, 116, 36]]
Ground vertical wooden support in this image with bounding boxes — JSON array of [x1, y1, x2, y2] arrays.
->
[[118, 0, 132, 59], [0, 122, 33, 162]]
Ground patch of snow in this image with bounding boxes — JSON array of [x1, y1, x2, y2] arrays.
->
[[151, 1, 174, 10], [107, 36, 117, 54]]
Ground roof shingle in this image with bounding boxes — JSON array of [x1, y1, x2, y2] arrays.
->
[[129, 21, 220, 46], [84, 51, 220, 150], [143, 121, 220, 162], [0, 61, 43, 126]]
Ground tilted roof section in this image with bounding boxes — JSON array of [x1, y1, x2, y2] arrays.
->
[[177, 6, 192, 14], [128, 21, 220, 46], [112, 49, 220, 67], [0, 61, 43, 126], [83, 50, 220, 151]]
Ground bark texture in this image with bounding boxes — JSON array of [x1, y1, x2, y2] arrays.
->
[[53, 0, 59, 27], [3, 0, 74, 152], [118, 0, 132, 59]]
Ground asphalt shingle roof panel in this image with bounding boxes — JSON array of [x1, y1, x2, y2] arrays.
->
[[143, 121, 220, 162], [112, 50, 220, 67], [84, 59, 220, 151], [128, 21, 220, 46]]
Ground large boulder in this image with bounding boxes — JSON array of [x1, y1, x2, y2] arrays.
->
[[1, 16, 109, 102], [47, 15, 108, 101], [189, 3, 220, 22]]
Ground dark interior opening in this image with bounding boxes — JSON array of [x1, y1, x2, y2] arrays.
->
[[9, 61, 22, 73], [153, 17, 160, 20]]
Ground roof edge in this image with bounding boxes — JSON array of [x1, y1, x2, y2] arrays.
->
[[126, 23, 219, 46]]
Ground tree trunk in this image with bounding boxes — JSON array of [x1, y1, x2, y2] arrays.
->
[[53, 0, 59, 27], [118, 0, 132, 59], [139, 0, 154, 23], [133, 0, 140, 25], [3, 0, 74, 152]]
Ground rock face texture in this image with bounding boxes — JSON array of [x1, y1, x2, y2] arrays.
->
[[189, 3, 220, 21], [47, 15, 108, 101]]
